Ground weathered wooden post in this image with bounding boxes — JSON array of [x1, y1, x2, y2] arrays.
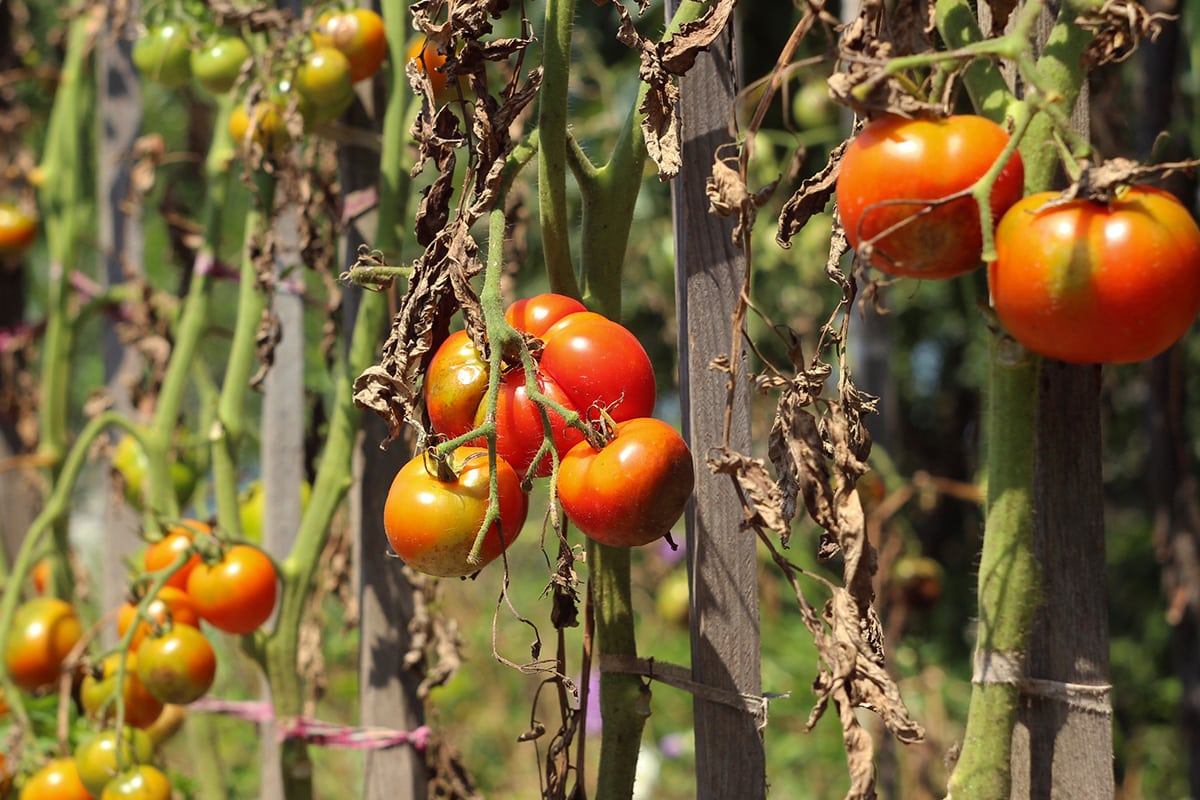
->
[[667, 8, 767, 797]]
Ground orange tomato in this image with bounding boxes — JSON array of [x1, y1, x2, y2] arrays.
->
[[116, 586, 201, 651], [185, 544, 278, 635], [143, 521, 208, 590], [18, 757, 94, 800], [4, 598, 82, 692]]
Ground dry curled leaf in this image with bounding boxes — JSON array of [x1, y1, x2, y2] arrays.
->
[[707, 447, 792, 542], [1078, 0, 1174, 66], [706, 146, 778, 246], [777, 138, 846, 249]]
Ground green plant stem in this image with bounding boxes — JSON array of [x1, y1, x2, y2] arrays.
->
[[538, 0, 581, 297]]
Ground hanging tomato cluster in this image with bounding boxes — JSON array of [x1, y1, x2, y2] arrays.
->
[[384, 294, 695, 578], [835, 113, 1200, 365]]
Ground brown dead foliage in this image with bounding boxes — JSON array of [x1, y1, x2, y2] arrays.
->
[[1078, 0, 1174, 66]]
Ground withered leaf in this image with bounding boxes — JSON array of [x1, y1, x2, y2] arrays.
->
[[706, 447, 792, 542], [706, 148, 778, 246], [777, 138, 845, 248], [1078, 0, 1173, 66], [660, 0, 736, 75]]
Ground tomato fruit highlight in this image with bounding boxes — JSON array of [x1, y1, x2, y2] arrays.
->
[[18, 757, 93, 800], [836, 114, 1025, 279]]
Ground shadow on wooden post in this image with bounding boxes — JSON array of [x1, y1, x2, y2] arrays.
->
[[667, 12, 766, 799]]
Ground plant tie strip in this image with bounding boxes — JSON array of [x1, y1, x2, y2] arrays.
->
[[189, 697, 432, 750]]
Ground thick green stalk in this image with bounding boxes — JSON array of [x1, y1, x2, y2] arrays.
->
[[258, 4, 413, 797], [537, 0, 581, 297]]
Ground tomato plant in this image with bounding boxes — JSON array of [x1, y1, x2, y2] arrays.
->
[[136, 624, 216, 705], [75, 728, 155, 797], [0, 202, 38, 256], [185, 544, 278, 635], [18, 758, 94, 800], [4, 597, 82, 692], [557, 417, 694, 547], [191, 36, 250, 95], [989, 185, 1200, 364], [295, 46, 355, 123], [424, 295, 657, 477], [97, 765, 171, 800], [312, 8, 387, 83], [80, 653, 164, 729], [131, 24, 192, 88], [383, 446, 528, 577], [836, 114, 1025, 279], [116, 586, 200, 651], [142, 521, 207, 591]]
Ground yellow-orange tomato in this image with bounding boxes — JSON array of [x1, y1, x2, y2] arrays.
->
[[18, 757, 93, 800], [0, 203, 38, 256], [406, 36, 450, 99], [312, 8, 387, 83], [80, 652, 164, 729], [143, 521, 208, 590], [31, 558, 51, 593], [116, 586, 201, 651], [229, 101, 291, 153], [4, 598, 82, 692]]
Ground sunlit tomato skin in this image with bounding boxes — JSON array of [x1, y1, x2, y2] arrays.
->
[[539, 312, 657, 423], [407, 36, 451, 99], [185, 544, 278, 635], [143, 521, 208, 591], [4, 598, 82, 692], [383, 446, 528, 578], [98, 765, 171, 800], [990, 187, 1200, 364], [191, 36, 250, 94], [505, 294, 588, 338], [312, 9, 387, 83], [478, 369, 584, 478], [75, 727, 155, 797], [0, 203, 38, 256], [117, 586, 201, 652], [31, 558, 50, 594], [136, 624, 216, 705], [132, 25, 192, 88], [837, 114, 1025, 279], [80, 653, 164, 729], [557, 418, 695, 548], [424, 330, 490, 440], [18, 757, 94, 800], [296, 47, 355, 123]]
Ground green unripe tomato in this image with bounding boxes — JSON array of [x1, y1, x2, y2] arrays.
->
[[75, 728, 156, 797], [191, 36, 250, 94], [239, 479, 312, 543], [132, 24, 193, 88], [295, 47, 355, 123]]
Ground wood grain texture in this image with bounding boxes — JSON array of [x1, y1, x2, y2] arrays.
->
[[668, 17, 766, 800]]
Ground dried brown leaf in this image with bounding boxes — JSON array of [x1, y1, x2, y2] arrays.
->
[[777, 138, 845, 248], [707, 447, 792, 542], [1078, 0, 1173, 66], [706, 147, 778, 246]]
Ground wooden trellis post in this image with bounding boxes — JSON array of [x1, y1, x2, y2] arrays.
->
[[668, 13, 767, 799]]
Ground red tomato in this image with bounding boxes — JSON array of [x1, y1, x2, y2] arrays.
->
[[837, 114, 1025, 279], [505, 294, 587, 338], [18, 758, 94, 800], [75, 727, 155, 797], [136, 624, 216, 705], [185, 544, 278, 635], [0, 203, 38, 256], [80, 653, 164, 729], [557, 418, 694, 547], [424, 296, 657, 478], [117, 586, 201, 652], [98, 765, 171, 800], [4, 598, 82, 692], [383, 446, 528, 577], [312, 9, 387, 83], [143, 521, 208, 590], [990, 186, 1200, 364], [424, 330, 490, 440]]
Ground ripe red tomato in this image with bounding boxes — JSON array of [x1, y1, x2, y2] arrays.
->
[[557, 418, 694, 547], [143, 521, 208, 590], [505, 294, 587, 338], [191, 36, 250, 94], [990, 186, 1200, 364], [80, 653, 164, 729], [75, 727, 155, 797], [18, 758, 93, 800], [117, 586, 201, 652], [132, 24, 192, 88], [98, 765, 171, 800], [312, 8, 387, 83], [295, 47, 355, 123], [185, 544, 278, 635], [4, 597, 82, 692], [424, 296, 657, 478], [383, 446, 528, 577], [0, 203, 38, 256], [136, 624, 216, 705], [836, 114, 1025, 279]]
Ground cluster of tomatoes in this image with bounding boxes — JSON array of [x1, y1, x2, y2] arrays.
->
[[2, 520, 278, 799], [836, 114, 1200, 364], [383, 294, 696, 578]]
